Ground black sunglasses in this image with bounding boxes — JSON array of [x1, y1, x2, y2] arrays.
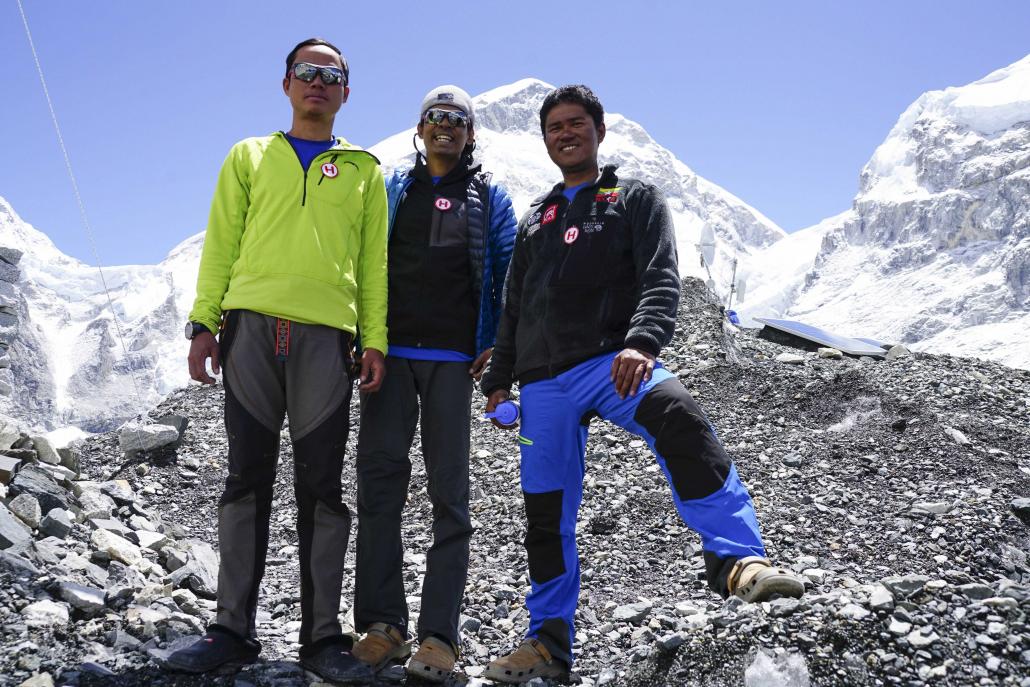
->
[[423, 108, 470, 127], [290, 62, 346, 86]]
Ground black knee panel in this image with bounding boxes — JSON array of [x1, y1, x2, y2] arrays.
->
[[292, 396, 351, 510], [222, 386, 280, 505], [634, 379, 731, 500], [523, 490, 565, 583]]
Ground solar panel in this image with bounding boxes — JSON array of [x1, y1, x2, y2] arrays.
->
[[754, 318, 887, 357], [855, 337, 892, 350]]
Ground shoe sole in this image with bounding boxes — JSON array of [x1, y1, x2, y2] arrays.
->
[[737, 570, 806, 602], [405, 656, 453, 683], [483, 662, 568, 684], [162, 654, 258, 674], [300, 657, 375, 684]]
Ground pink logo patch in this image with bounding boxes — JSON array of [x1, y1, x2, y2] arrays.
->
[[564, 226, 580, 244], [435, 197, 452, 211], [542, 204, 558, 225], [321, 163, 338, 178]]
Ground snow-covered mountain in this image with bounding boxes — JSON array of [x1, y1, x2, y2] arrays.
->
[[738, 55, 1030, 369], [2, 79, 784, 430], [0, 198, 201, 430]]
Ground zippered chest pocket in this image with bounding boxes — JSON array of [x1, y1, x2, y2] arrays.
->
[[430, 197, 467, 247], [552, 213, 628, 286]]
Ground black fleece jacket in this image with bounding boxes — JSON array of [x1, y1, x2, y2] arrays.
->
[[481, 165, 680, 394]]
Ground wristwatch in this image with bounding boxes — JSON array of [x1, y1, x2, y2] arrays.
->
[[185, 322, 210, 340]]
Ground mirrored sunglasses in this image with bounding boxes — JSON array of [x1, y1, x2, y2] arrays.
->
[[291, 62, 346, 86], [423, 108, 470, 127]]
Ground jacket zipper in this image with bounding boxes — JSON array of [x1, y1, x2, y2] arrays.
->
[[287, 140, 340, 206]]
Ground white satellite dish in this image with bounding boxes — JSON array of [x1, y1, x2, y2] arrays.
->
[[735, 274, 747, 304], [699, 224, 716, 266]]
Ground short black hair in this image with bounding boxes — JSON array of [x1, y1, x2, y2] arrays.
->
[[540, 85, 604, 134], [285, 38, 349, 86]]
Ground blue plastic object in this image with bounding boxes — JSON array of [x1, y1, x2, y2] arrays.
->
[[484, 400, 520, 426], [726, 309, 740, 325]]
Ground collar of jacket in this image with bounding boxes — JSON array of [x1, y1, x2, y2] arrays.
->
[[408, 157, 482, 185], [273, 130, 381, 162], [535, 164, 619, 206]]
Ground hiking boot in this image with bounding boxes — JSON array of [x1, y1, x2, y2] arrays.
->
[[484, 638, 568, 684], [299, 637, 373, 684], [727, 556, 805, 602], [406, 635, 457, 683], [352, 622, 411, 671], [162, 624, 260, 673]]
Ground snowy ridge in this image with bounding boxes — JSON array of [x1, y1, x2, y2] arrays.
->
[[739, 54, 1030, 369]]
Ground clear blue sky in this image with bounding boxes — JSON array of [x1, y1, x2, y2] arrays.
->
[[2, 1, 1028, 265]]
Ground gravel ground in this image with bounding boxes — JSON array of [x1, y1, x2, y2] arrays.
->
[[1, 277, 1028, 686]]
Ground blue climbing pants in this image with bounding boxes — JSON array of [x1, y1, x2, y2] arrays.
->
[[517, 352, 765, 666]]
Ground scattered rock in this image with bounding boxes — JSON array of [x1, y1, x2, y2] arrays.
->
[[118, 423, 179, 453], [612, 601, 653, 624], [9, 493, 42, 529]]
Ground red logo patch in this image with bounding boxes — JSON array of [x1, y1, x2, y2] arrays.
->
[[321, 163, 338, 178], [564, 226, 580, 244], [595, 191, 618, 202], [435, 197, 452, 211], [542, 204, 558, 225]]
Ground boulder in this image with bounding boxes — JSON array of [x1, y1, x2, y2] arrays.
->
[[612, 601, 653, 624], [118, 423, 179, 453], [21, 599, 70, 628], [165, 540, 219, 598], [90, 528, 143, 566], [30, 436, 61, 465], [0, 549, 39, 577], [39, 509, 73, 539], [9, 465, 71, 514], [9, 493, 42, 529], [0, 500, 32, 551], [57, 581, 107, 617]]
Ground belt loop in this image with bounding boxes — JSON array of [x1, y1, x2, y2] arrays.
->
[[275, 318, 291, 362]]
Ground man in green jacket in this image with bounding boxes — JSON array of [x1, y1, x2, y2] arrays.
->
[[165, 38, 386, 684]]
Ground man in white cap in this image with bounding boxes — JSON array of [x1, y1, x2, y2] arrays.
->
[[350, 85, 517, 681]]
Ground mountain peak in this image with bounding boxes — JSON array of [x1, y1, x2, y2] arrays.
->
[[472, 78, 555, 133]]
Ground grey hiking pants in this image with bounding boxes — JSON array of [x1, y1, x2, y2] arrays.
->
[[354, 356, 474, 645], [215, 310, 354, 650]]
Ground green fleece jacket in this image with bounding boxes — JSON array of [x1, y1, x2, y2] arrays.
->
[[189, 132, 388, 353]]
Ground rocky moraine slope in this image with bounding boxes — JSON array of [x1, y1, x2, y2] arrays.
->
[[0, 278, 1028, 687]]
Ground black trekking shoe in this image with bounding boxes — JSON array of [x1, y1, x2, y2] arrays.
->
[[162, 624, 261, 673], [300, 635, 374, 684]]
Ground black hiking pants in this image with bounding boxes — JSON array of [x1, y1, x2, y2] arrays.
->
[[354, 356, 474, 646], [215, 309, 354, 651]]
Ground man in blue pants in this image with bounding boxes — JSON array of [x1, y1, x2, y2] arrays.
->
[[480, 85, 804, 683]]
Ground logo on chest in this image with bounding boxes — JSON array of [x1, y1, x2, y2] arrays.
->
[[435, 197, 452, 211], [564, 226, 580, 244], [321, 163, 338, 178], [542, 204, 558, 225], [582, 221, 605, 234]]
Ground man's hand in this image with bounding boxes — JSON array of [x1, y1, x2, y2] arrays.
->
[[358, 348, 386, 392], [187, 332, 220, 385], [469, 347, 493, 381], [485, 388, 515, 430], [610, 347, 655, 399]]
